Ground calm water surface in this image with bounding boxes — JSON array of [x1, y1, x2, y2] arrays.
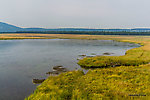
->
[[0, 39, 140, 100]]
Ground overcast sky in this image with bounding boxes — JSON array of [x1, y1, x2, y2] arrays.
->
[[1, 0, 150, 28]]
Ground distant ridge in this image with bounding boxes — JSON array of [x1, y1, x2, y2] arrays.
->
[[0, 22, 22, 32], [1, 22, 150, 33]]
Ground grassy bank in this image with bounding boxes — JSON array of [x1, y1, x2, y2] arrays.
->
[[26, 65, 150, 100], [78, 36, 150, 68], [3, 34, 150, 99], [78, 47, 150, 68]]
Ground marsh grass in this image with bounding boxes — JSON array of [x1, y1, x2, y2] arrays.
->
[[78, 47, 150, 68], [26, 65, 150, 100], [76, 35, 150, 68]]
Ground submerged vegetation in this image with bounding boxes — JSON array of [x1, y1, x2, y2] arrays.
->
[[4, 34, 150, 99]]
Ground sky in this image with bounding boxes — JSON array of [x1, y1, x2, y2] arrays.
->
[[0, 0, 150, 28]]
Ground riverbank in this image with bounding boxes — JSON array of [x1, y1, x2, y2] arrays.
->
[[26, 65, 150, 100], [77, 35, 150, 68], [2, 34, 149, 99]]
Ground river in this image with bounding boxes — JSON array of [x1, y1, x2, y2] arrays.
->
[[0, 39, 140, 100]]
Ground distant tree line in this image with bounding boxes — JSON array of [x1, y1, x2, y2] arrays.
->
[[2, 31, 150, 35]]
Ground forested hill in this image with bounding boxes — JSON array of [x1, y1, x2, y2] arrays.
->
[[0, 22, 22, 32]]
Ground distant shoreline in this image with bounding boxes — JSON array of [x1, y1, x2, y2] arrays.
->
[[1, 33, 150, 40], [2, 31, 150, 36]]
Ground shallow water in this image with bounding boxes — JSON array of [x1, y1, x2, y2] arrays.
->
[[0, 39, 140, 100]]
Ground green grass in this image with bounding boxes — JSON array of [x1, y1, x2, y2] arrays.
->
[[25, 65, 150, 100], [78, 47, 150, 68], [78, 36, 150, 68], [25, 71, 85, 100]]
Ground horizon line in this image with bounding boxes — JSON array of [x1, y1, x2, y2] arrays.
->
[[1, 21, 150, 29]]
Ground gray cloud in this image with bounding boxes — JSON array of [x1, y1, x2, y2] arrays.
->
[[0, 0, 150, 28]]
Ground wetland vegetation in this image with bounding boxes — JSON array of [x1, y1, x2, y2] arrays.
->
[[22, 34, 150, 100]]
